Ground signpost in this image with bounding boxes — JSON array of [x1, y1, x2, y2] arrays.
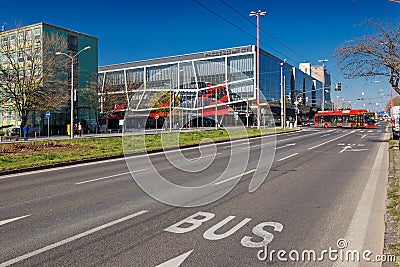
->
[[45, 111, 50, 138]]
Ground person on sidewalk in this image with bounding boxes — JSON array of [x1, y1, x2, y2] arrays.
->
[[23, 124, 29, 141], [78, 122, 83, 137]]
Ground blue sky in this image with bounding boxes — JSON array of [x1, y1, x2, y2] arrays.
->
[[2, 0, 399, 111]]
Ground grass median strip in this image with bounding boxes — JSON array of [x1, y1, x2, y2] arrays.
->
[[0, 128, 292, 172]]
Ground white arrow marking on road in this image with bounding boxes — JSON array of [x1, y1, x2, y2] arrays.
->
[[156, 250, 194, 267], [339, 146, 352, 153], [350, 149, 370, 152], [276, 143, 296, 149], [0, 214, 31, 227]]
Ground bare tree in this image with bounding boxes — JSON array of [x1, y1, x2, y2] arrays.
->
[[334, 20, 400, 95], [0, 30, 68, 129]]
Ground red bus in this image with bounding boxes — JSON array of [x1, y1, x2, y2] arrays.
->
[[314, 109, 376, 128]]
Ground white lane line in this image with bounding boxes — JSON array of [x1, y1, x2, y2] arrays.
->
[[75, 169, 147, 185], [189, 153, 221, 161], [213, 169, 256, 185], [0, 210, 148, 267], [156, 250, 194, 267], [276, 143, 296, 149], [321, 134, 330, 137], [0, 214, 31, 227], [308, 132, 353, 150], [277, 153, 299, 162]]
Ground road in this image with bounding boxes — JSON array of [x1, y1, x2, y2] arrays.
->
[[0, 123, 391, 266]]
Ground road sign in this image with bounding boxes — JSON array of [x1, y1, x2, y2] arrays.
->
[[294, 105, 299, 110], [45, 111, 50, 118]]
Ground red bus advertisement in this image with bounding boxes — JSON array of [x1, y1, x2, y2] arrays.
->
[[314, 109, 376, 129]]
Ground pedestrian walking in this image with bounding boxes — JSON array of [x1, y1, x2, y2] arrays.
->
[[23, 124, 29, 141], [78, 122, 82, 137]]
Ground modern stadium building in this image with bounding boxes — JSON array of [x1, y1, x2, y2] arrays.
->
[[98, 45, 331, 130]]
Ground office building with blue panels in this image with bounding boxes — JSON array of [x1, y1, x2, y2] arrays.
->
[[98, 45, 330, 129]]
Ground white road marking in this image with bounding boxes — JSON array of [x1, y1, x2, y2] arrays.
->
[[276, 143, 296, 149], [213, 169, 256, 185], [0, 214, 31, 227], [156, 250, 193, 267], [277, 153, 299, 162], [349, 149, 370, 152], [223, 142, 249, 148], [189, 153, 221, 161], [75, 169, 147, 185], [339, 146, 352, 153], [321, 134, 330, 137], [0, 210, 148, 267], [308, 132, 353, 150]]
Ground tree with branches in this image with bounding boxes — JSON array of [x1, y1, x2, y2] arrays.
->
[[0, 30, 69, 130], [334, 20, 400, 95]]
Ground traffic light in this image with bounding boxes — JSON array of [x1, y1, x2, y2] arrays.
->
[[335, 82, 342, 91]]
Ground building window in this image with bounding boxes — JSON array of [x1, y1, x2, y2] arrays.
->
[[1, 36, 7, 48], [26, 30, 32, 42], [1, 55, 7, 67], [68, 34, 78, 52], [18, 32, 24, 45], [10, 52, 16, 64], [18, 51, 24, 63], [34, 48, 41, 62], [10, 34, 15, 46], [26, 50, 32, 62], [34, 28, 41, 42]]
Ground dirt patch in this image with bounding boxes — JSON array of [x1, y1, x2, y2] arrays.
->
[[0, 142, 82, 154]]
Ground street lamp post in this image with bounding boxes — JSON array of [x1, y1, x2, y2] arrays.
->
[[250, 10, 266, 129], [318, 59, 328, 112], [280, 60, 286, 129], [56, 46, 91, 139]]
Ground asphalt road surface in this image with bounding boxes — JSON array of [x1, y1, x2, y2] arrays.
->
[[0, 123, 391, 266]]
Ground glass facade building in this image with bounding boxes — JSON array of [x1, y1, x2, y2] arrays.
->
[[99, 45, 329, 129]]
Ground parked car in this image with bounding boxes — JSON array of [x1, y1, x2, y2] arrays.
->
[[301, 120, 311, 127]]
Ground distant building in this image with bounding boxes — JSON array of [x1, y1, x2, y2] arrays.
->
[[311, 65, 332, 111], [0, 22, 98, 135], [98, 45, 331, 129]]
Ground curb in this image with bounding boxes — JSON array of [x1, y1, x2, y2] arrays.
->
[[383, 139, 400, 266]]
